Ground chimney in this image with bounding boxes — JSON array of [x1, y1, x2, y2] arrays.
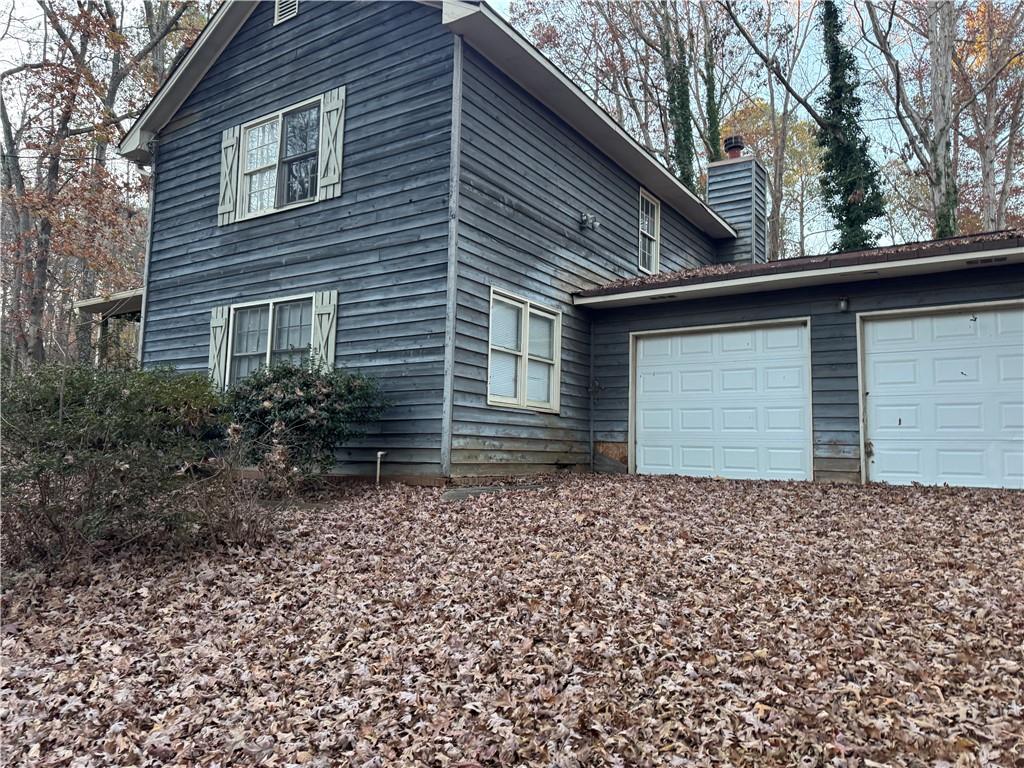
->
[[706, 136, 769, 264]]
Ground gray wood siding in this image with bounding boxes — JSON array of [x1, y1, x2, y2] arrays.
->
[[142, 1, 454, 476], [449, 46, 717, 476], [707, 158, 768, 263], [590, 264, 1024, 483]]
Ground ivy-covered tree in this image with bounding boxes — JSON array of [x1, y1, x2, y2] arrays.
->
[[661, 5, 695, 189], [816, 0, 885, 251], [704, 34, 722, 163]]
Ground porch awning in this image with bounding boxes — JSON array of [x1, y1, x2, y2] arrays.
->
[[74, 288, 143, 319]]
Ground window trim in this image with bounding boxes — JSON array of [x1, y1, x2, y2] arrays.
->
[[486, 287, 562, 414], [236, 95, 324, 222], [227, 292, 315, 384], [638, 188, 661, 274]]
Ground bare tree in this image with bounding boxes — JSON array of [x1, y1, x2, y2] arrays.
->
[[1, 0, 200, 368], [952, 1, 1024, 231]]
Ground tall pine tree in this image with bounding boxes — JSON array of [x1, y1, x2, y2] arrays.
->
[[661, 6, 695, 190], [817, 0, 885, 251]]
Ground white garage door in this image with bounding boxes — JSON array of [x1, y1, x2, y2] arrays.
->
[[863, 305, 1024, 489], [634, 322, 812, 480]]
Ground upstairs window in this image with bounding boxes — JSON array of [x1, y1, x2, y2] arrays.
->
[[274, 0, 299, 24], [639, 189, 660, 273], [487, 288, 561, 413], [242, 100, 321, 217], [218, 87, 346, 227]]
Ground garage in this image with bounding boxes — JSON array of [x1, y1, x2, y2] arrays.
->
[[862, 303, 1024, 489], [633, 320, 812, 480]]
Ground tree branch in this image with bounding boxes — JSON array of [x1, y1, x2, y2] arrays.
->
[[718, 0, 830, 133]]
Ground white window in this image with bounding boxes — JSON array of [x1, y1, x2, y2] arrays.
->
[[487, 289, 561, 413], [274, 0, 298, 24], [639, 189, 660, 274], [229, 295, 314, 384], [240, 98, 321, 218]]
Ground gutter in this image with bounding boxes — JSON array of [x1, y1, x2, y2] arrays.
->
[[573, 247, 1024, 308]]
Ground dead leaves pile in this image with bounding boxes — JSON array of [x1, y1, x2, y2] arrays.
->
[[3, 476, 1023, 766]]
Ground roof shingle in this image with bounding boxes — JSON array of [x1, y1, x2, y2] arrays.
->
[[577, 229, 1024, 298]]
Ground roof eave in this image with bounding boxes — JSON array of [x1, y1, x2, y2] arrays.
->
[[440, 1, 737, 239], [573, 246, 1024, 308], [117, 1, 260, 164]]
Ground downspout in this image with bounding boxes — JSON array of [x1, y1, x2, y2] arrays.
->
[[588, 311, 595, 472], [135, 143, 158, 367], [439, 34, 464, 479]]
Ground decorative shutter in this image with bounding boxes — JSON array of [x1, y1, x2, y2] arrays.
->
[[310, 290, 338, 370], [318, 86, 346, 200], [218, 126, 240, 226], [208, 306, 230, 390]]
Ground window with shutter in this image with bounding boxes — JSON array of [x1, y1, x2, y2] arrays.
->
[[213, 292, 335, 387], [220, 87, 344, 224], [487, 288, 561, 412]]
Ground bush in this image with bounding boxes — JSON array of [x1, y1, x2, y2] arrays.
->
[[1, 364, 225, 562], [226, 361, 387, 475]]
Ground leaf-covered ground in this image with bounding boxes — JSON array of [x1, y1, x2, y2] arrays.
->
[[3, 476, 1023, 767]]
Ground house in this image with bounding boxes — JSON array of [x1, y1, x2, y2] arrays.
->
[[118, 0, 1024, 489]]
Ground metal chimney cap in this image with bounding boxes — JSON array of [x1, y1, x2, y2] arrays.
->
[[724, 135, 745, 158]]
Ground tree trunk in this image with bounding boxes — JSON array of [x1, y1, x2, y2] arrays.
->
[[928, 1, 957, 237]]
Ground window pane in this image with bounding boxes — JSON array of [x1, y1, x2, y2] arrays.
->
[[247, 168, 277, 213], [527, 359, 552, 404], [231, 305, 269, 383], [283, 105, 319, 158], [283, 156, 318, 204], [490, 300, 521, 351], [489, 350, 518, 398], [232, 306, 269, 354], [231, 353, 265, 383], [271, 300, 312, 365], [640, 196, 657, 236], [528, 313, 554, 359], [245, 121, 279, 170], [640, 234, 655, 271]]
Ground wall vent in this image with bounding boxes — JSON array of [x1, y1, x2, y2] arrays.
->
[[274, 0, 299, 25]]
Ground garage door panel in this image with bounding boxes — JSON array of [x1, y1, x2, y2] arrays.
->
[[680, 408, 714, 431], [864, 305, 1024, 489], [680, 446, 715, 473], [999, 354, 1024, 383], [635, 322, 811, 480], [721, 367, 757, 393], [764, 325, 805, 351]]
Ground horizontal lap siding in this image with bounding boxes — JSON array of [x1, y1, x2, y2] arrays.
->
[[143, 1, 453, 477], [451, 47, 716, 477], [591, 264, 1024, 483]]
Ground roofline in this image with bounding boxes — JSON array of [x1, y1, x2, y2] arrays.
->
[[439, 1, 736, 238], [118, 1, 259, 162], [116, 0, 736, 238], [573, 246, 1024, 308]]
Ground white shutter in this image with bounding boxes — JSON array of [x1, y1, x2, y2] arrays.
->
[[217, 126, 240, 226], [318, 86, 346, 200], [310, 290, 338, 369], [208, 306, 230, 390]]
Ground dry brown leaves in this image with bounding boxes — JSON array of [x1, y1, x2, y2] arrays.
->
[[3, 476, 1023, 767]]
